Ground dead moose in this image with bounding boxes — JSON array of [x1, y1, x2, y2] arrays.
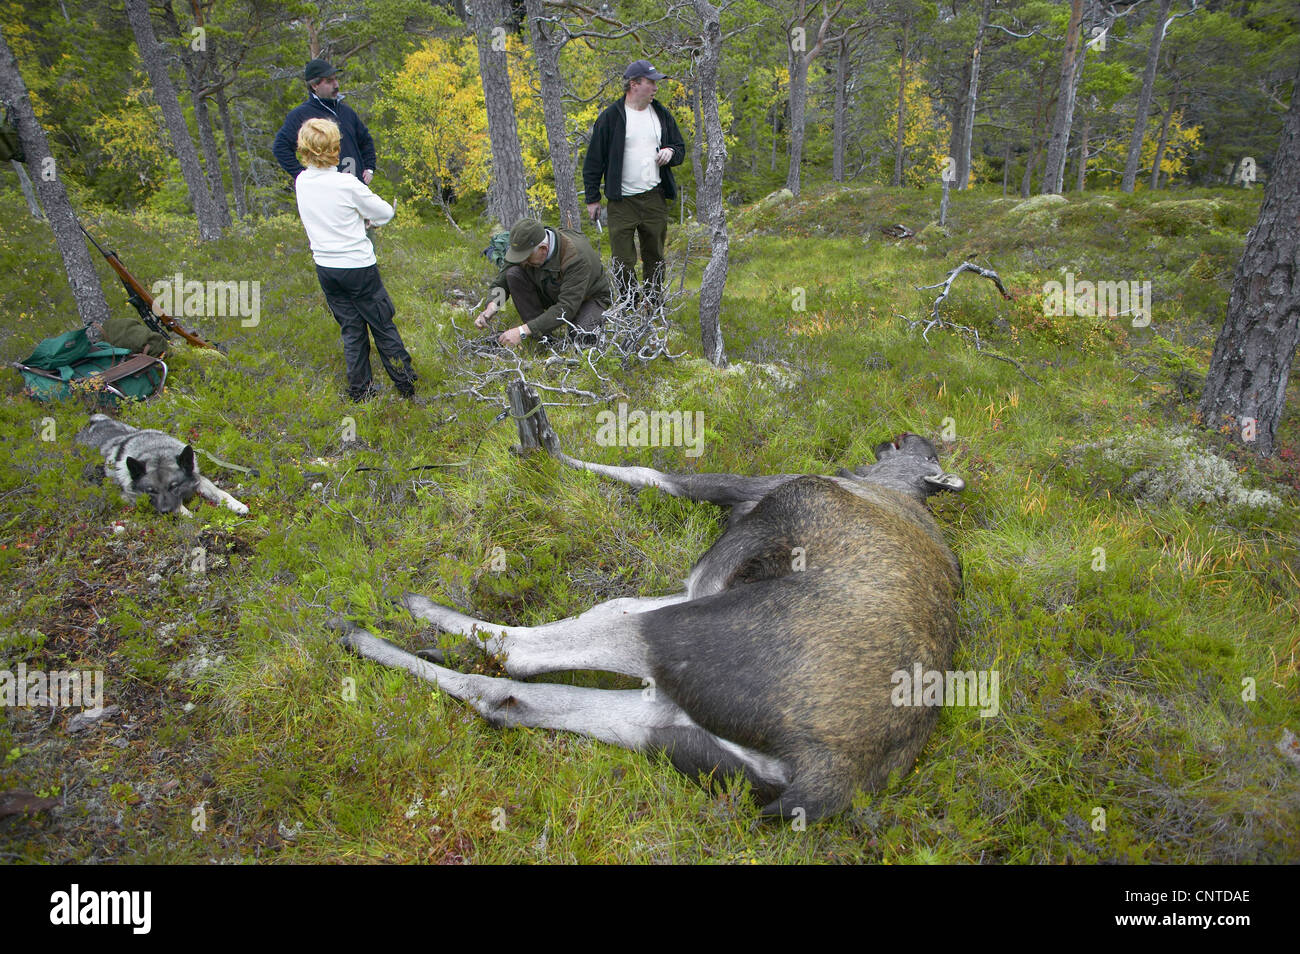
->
[[335, 431, 966, 822]]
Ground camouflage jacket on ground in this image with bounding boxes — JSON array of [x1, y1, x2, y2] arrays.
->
[[489, 228, 611, 336]]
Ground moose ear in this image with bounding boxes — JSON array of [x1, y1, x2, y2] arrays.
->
[[898, 433, 939, 460], [873, 439, 899, 460], [177, 445, 196, 474], [924, 472, 966, 494], [126, 456, 147, 480]]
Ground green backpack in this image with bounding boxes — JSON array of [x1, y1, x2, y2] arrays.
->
[[0, 100, 23, 164], [482, 231, 512, 270], [13, 327, 167, 406]]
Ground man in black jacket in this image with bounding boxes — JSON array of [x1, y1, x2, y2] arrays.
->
[[272, 59, 376, 184], [582, 60, 685, 304]]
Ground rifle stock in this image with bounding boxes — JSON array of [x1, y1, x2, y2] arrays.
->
[[78, 223, 217, 351]]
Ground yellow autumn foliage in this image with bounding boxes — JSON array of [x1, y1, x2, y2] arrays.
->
[[380, 35, 563, 214]]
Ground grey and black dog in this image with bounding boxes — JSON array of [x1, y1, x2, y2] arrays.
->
[[76, 414, 249, 518], [336, 433, 965, 822]]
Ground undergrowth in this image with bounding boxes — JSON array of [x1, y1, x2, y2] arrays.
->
[[0, 183, 1296, 864]]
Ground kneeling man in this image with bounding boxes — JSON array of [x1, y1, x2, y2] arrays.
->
[[475, 218, 611, 347]]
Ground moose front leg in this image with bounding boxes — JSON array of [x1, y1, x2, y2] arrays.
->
[[400, 592, 689, 679]]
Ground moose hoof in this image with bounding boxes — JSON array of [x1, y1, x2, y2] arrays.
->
[[400, 592, 459, 629], [326, 616, 365, 649]]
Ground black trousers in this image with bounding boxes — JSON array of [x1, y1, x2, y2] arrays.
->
[[314, 263, 415, 399]]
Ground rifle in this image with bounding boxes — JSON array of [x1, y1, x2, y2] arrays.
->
[[78, 222, 218, 351]]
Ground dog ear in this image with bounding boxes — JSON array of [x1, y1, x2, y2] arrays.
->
[[126, 456, 147, 480], [177, 445, 196, 474]]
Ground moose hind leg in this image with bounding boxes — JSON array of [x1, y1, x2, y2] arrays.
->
[[338, 620, 712, 750], [339, 619, 792, 799]]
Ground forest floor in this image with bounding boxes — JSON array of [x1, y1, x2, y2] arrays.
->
[[1, 182, 1297, 863]]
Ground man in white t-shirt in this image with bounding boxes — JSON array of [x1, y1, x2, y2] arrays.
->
[[582, 60, 686, 304], [294, 118, 416, 402]]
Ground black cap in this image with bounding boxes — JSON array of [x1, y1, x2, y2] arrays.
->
[[505, 219, 547, 264], [304, 59, 338, 83], [624, 59, 668, 82]]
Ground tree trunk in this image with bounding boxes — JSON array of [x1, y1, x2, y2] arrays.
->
[[832, 34, 848, 183], [0, 30, 112, 331], [1197, 67, 1300, 457], [1075, 109, 1090, 191], [1149, 81, 1180, 190], [692, 80, 705, 198], [1122, 0, 1174, 193], [783, 0, 839, 197], [11, 158, 43, 218], [469, 0, 529, 228], [892, 21, 908, 187], [162, 0, 231, 227], [124, 0, 223, 241], [524, 0, 579, 228], [692, 0, 728, 368], [1041, 0, 1085, 195], [1002, 140, 1010, 195], [214, 85, 247, 219], [1020, 72, 1046, 197], [769, 92, 780, 171], [953, 0, 990, 191], [507, 380, 560, 456], [785, 45, 810, 196]]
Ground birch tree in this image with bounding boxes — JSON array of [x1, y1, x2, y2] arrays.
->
[[691, 0, 729, 367]]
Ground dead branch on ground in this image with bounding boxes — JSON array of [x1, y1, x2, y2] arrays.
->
[[905, 261, 1040, 385]]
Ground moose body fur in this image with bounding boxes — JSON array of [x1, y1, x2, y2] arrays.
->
[[336, 433, 965, 821]]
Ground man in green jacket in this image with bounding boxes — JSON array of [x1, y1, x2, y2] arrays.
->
[[476, 218, 612, 347]]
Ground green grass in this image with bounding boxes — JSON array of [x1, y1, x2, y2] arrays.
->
[[0, 182, 1296, 863]]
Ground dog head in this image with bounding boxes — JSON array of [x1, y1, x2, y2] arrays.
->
[[125, 446, 200, 514]]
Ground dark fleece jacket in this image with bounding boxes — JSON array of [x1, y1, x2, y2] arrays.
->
[[583, 98, 686, 203]]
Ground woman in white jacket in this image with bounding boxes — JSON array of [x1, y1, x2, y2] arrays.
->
[[295, 118, 416, 401]]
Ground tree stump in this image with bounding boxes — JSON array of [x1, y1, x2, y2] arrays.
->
[[507, 381, 560, 457]]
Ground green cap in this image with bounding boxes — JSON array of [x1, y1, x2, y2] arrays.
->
[[505, 218, 546, 264]]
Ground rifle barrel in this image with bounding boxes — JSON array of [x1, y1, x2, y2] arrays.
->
[[78, 222, 217, 350]]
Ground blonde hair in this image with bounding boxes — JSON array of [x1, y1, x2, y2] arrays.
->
[[298, 118, 341, 169]]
